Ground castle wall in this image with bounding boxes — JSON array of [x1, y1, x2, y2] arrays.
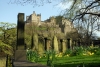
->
[[61, 19, 74, 35], [26, 11, 76, 36], [26, 11, 41, 26]]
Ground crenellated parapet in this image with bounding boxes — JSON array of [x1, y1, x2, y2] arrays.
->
[[26, 11, 41, 26], [26, 11, 76, 36]]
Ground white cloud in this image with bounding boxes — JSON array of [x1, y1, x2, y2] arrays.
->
[[95, 31, 100, 37], [56, 2, 72, 10]]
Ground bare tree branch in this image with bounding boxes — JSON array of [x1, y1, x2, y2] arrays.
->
[[8, 0, 53, 6]]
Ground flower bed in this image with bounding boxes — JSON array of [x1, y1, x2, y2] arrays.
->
[[27, 46, 100, 67]]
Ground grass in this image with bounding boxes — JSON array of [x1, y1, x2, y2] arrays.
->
[[37, 55, 100, 66], [59, 56, 100, 64], [27, 46, 100, 67]]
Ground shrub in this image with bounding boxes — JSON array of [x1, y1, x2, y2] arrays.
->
[[63, 49, 72, 56], [95, 48, 100, 55], [26, 49, 39, 62]]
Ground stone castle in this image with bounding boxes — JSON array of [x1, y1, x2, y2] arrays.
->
[[25, 11, 76, 37]]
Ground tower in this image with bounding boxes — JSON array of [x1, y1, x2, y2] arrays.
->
[[26, 11, 41, 26]]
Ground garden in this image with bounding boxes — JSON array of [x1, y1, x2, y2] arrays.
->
[[26, 45, 100, 67]]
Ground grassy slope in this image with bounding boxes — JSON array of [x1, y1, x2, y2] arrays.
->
[[38, 55, 100, 65]]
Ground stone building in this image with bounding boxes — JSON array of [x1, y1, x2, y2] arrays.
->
[[26, 11, 76, 36], [26, 11, 41, 26]]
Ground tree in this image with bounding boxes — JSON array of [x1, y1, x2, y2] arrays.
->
[[0, 40, 13, 55], [61, 0, 100, 45], [10, 0, 100, 30], [63, 0, 100, 30], [63, 0, 100, 17], [9, 0, 54, 6], [98, 37, 100, 40], [0, 22, 16, 55], [0, 22, 16, 40], [9, 0, 100, 17], [10, 0, 100, 44], [74, 14, 99, 45]]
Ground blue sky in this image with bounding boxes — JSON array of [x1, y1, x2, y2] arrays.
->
[[0, 0, 66, 24]]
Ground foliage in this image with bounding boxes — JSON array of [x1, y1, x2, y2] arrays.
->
[[0, 40, 13, 55], [26, 49, 39, 62], [55, 15, 63, 25], [0, 22, 17, 46], [71, 47, 83, 56], [45, 50, 56, 66], [64, 0, 100, 42], [9, 0, 55, 6], [97, 37, 100, 40], [64, 0, 100, 20], [3, 28, 17, 46], [63, 46, 85, 56], [9, 0, 100, 40], [63, 49, 72, 56], [11, 0, 100, 22], [26, 46, 100, 67], [66, 31, 79, 40], [0, 22, 16, 56], [94, 48, 100, 55], [65, 46, 100, 56]]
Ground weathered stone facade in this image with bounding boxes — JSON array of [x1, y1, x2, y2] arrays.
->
[[26, 11, 76, 36]]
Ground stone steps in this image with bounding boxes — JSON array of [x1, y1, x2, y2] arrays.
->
[[14, 50, 27, 61], [13, 61, 49, 67]]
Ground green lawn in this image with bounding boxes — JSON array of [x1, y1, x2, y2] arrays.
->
[[37, 55, 100, 67], [27, 46, 100, 67]]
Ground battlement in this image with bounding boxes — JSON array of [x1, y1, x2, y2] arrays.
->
[[26, 11, 75, 35], [37, 14, 41, 16], [26, 11, 41, 24]]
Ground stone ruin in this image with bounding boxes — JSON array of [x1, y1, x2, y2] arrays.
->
[[12, 13, 50, 67], [15, 12, 82, 55], [17, 12, 84, 54], [26, 11, 76, 35], [24, 11, 80, 53]]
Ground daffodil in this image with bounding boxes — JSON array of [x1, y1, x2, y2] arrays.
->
[[58, 55, 62, 57], [59, 52, 63, 55], [50, 56, 52, 59], [55, 54, 58, 57], [39, 56, 41, 58], [67, 54, 70, 57], [91, 52, 94, 55], [95, 50, 97, 51], [83, 53, 87, 55]]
